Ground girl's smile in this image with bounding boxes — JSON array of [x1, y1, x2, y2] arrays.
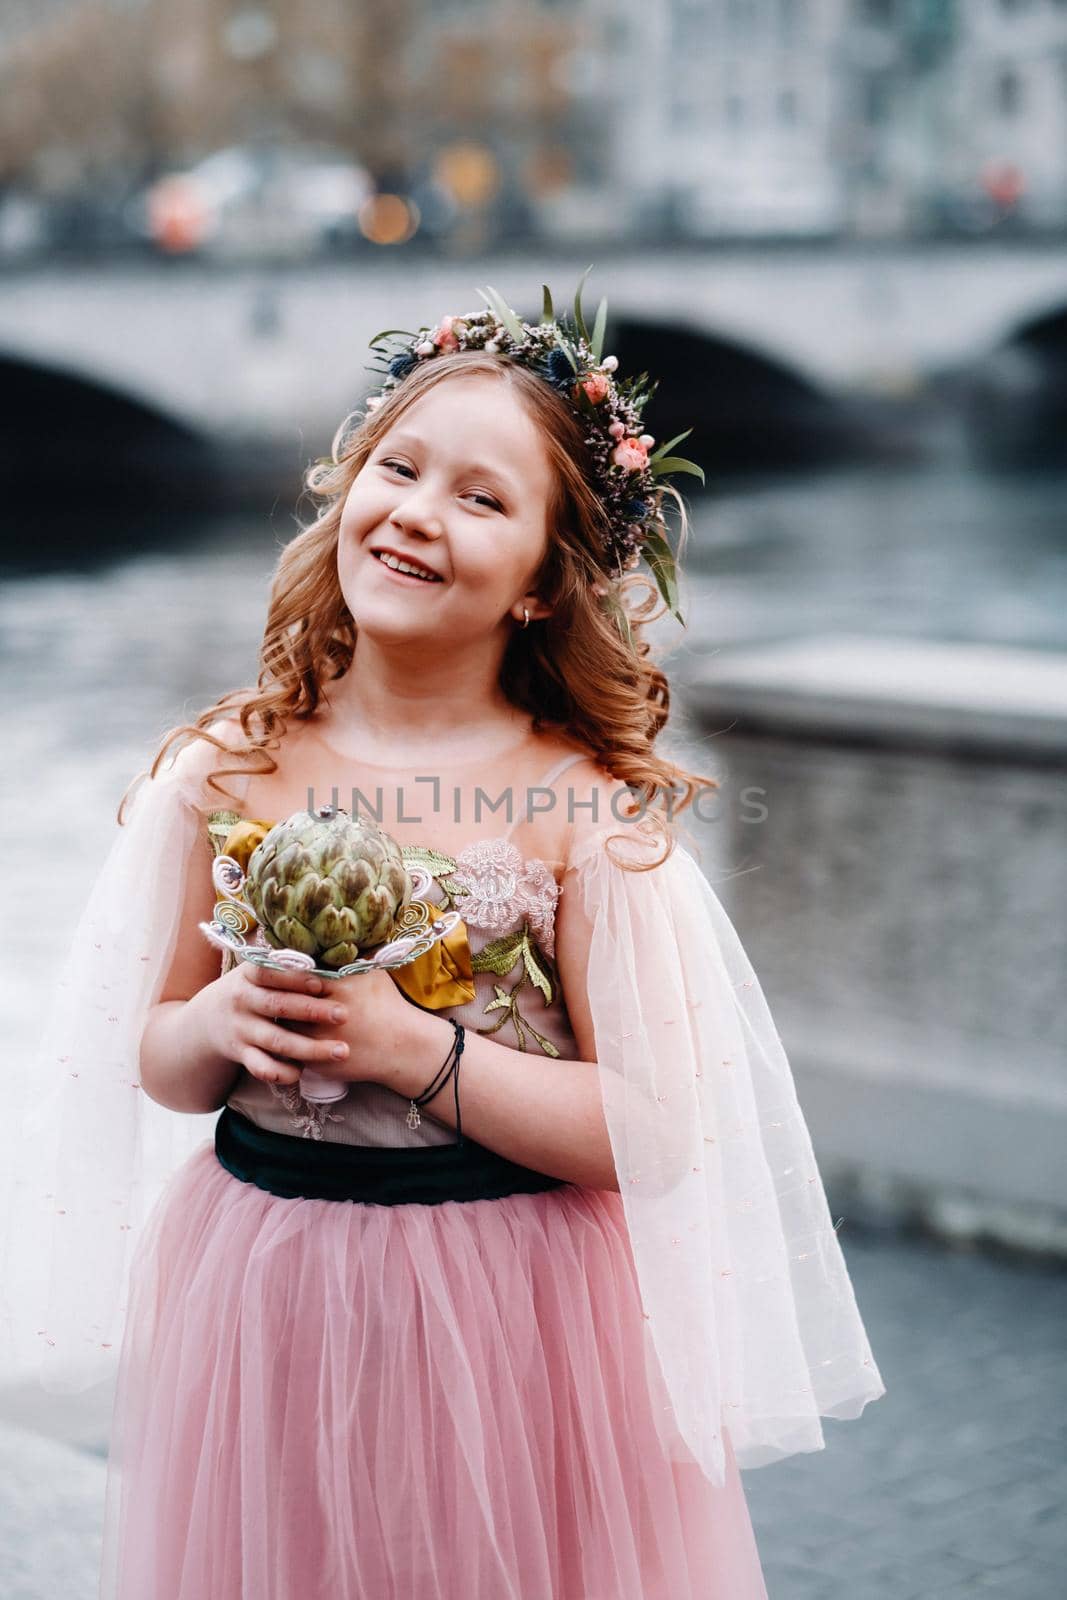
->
[[369, 546, 447, 585]]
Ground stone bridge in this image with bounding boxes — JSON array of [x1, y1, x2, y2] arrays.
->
[[1, 243, 1065, 450]]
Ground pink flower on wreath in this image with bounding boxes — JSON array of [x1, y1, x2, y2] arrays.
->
[[579, 372, 611, 404], [612, 436, 649, 472], [432, 315, 461, 354]]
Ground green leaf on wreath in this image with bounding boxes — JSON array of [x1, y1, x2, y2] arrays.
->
[[591, 296, 608, 363], [649, 429, 693, 462], [368, 327, 418, 348], [649, 455, 705, 483]]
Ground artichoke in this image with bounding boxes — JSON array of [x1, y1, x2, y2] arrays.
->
[[243, 805, 413, 969]]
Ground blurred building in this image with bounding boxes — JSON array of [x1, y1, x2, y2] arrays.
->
[[2, 0, 1067, 247], [942, 0, 1067, 230], [0, 0, 615, 252], [838, 0, 958, 234], [841, 0, 1067, 234], [386, 0, 619, 248], [619, 0, 852, 239]]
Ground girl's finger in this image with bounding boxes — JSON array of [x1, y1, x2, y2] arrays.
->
[[255, 1019, 348, 1065], [246, 985, 346, 1029], [240, 1045, 303, 1088], [243, 964, 327, 998]]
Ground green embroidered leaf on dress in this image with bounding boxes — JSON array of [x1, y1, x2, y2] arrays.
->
[[206, 809, 244, 857], [471, 930, 527, 977], [399, 846, 471, 909], [470, 928, 562, 1058], [521, 937, 554, 1004], [400, 844, 458, 876], [435, 876, 470, 905], [482, 985, 512, 1014], [474, 972, 562, 1058], [519, 1015, 561, 1058], [473, 926, 555, 1005]]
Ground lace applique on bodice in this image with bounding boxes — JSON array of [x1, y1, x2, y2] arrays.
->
[[448, 838, 561, 957]]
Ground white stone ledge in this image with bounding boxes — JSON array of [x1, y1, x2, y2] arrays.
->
[[687, 634, 1067, 757]]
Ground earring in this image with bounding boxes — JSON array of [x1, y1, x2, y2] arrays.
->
[[522, 606, 530, 628]]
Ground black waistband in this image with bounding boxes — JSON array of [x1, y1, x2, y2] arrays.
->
[[214, 1105, 569, 1206]]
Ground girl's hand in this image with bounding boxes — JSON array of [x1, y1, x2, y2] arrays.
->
[[184, 962, 352, 1089], [276, 967, 425, 1089]]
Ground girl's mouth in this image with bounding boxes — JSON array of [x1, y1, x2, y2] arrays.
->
[[371, 550, 445, 585]]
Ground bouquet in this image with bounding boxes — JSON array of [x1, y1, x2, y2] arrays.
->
[[200, 803, 462, 1102]]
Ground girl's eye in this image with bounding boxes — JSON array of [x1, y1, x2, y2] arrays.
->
[[380, 459, 502, 512]]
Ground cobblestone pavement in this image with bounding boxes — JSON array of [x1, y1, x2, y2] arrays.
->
[[1, 1223, 1064, 1599], [745, 1223, 1067, 1600]]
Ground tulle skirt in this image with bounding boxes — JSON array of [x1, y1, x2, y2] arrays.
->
[[100, 1134, 769, 1600]]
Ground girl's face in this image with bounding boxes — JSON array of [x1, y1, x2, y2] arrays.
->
[[337, 374, 555, 643]]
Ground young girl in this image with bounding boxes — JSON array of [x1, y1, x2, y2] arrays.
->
[[4, 280, 884, 1599]]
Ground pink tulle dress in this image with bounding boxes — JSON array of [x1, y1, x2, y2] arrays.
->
[[99, 738, 775, 1599]]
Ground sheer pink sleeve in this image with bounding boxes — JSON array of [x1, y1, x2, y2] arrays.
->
[[558, 819, 886, 1488], [0, 724, 247, 1395]]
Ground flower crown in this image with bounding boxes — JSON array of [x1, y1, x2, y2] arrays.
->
[[362, 268, 703, 629]]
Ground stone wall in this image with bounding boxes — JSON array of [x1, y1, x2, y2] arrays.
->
[[680, 634, 1067, 1254]]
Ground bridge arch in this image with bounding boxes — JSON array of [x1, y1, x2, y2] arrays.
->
[[607, 315, 874, 472], [0, 350, 218, 509], [953, 300, 1067, 469]]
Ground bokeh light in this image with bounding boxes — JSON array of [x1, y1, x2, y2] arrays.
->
[[432, 142, 501, 210], [357, 193, 420, 246]]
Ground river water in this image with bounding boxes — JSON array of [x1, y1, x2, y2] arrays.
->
[[684, 459, 1067, 652]]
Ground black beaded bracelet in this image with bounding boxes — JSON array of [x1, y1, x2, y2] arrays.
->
[[406, 1019, 465, 1140]]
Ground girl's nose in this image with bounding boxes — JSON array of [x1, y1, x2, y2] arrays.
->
[[388, 487, 446, 539]]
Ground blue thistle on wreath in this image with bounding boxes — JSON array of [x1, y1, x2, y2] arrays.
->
[[538, 347, 577, 392], [361, 266, 704, 628]]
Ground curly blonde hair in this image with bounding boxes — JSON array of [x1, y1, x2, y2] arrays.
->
[[125, 351, 718, 870]]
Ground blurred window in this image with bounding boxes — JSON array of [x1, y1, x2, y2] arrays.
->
[[672, 93, 701, 127], [778, 0, 806, 34], [726, 0, 756, 33], [859, 0, 896, 22], [995, 65, 1024, 116], [862, 73, 893, 125]]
